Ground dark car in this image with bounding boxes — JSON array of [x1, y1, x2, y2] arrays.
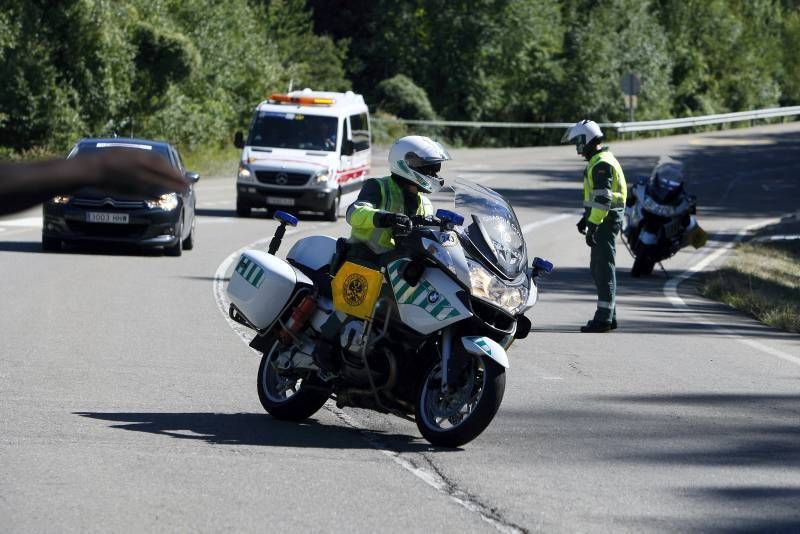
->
[[42, 138, 199, 256]]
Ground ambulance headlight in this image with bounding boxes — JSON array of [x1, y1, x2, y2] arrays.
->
[[466, 258, 528, 315], [238, 164, 253, 182], [314, 169, 330, 183]]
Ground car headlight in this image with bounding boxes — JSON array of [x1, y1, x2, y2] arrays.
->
[[237, 164, 253, 182], [467, 258, 528, 315], [314, 169, 330, 183], [146, 193, 179, 211], [51, 195, 71, 204]]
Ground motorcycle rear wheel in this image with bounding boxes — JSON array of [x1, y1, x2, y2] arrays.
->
[[257, 338, 331, 421], [415, 353, 505, 447]]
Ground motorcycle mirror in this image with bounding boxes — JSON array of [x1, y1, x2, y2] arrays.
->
[[435, 209, 465, 227]]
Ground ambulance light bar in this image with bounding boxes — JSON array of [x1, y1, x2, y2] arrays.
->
[[269, 93, 335, 106]]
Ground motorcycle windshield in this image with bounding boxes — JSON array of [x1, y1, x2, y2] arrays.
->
[[448, 179, 527, 279]]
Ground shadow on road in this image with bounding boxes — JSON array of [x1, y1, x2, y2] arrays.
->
[[501, 392, 800, 531], [74, 411, 435, 453], [0, 240, 165, 256]]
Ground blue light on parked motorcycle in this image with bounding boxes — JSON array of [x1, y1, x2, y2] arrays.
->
[[274, 211, 298, 227], [533, 257, 553, 273], [436, 209, 465, 226]]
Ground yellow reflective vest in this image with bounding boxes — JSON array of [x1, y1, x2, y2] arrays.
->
[[583, 149, 627, 225], [347, 176, 433, 253]]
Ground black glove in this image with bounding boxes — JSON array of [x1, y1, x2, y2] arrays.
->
[[374, 211, 411, 232], [576, 217, 587, 235], [585, 222, 598, 247]]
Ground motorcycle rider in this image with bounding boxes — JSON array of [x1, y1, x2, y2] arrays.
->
[[561, 120, 627, 333], [312, 136, 450, 372], [345, 135, 450, 263]]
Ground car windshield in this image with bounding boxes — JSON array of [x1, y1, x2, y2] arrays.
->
[[437, 179, 527, 279], [73, 142, 172, 163], [248, 112, 338, 152]]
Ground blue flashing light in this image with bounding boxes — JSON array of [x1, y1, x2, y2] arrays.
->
[[436, 209, 465, 226], [274, 211, 298, 227], [533, 257, 554, 273]]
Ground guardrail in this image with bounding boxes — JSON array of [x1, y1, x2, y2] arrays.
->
[[371, 106, 800, 134]]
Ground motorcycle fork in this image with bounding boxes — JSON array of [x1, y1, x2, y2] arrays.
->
[[441, 327, 452, 393]]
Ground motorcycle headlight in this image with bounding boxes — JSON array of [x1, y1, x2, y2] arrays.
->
[[237, 164, 253, 182], [467, 258, 528, 315], [146, 192, 179, 211]]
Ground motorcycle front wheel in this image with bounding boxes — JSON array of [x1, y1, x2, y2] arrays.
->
[[415, 353, 506, 447], [257, 338, 331, 421]]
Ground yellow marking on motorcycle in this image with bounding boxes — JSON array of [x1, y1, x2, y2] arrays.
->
[[689, 138, 776, 146], [332, 261, 383, 320]]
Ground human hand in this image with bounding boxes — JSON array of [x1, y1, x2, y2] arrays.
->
[[576, 217, 587, 235], [78, 149, 189, 197], [585, 222, 598, 247]]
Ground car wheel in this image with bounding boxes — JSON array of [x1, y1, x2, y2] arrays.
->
[[182, 215, 195, 250], [41, 235, 61, 252], [324, 191, 340, 222], [165, 217, 183, 257], [236, 198, 251, 217]]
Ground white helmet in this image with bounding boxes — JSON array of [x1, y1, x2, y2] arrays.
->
[[388, 135, 451, 193], [561, 119, 604, 155]]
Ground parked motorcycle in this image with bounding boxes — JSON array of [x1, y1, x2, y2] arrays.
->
[[226, 180, 552, 447], [624, 158, 707, 276]]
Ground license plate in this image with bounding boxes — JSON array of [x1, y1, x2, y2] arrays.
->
[[266, 197, 294, 206], [86, 212, 129, 224]]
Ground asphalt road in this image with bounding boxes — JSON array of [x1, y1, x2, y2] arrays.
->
[[2, 123, 799, 533]]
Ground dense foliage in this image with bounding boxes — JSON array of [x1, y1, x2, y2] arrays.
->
[[1, 0, 798, 153]]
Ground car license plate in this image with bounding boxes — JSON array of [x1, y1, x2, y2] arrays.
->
[[86, 212, 129, 224], [266, 197, 294, 206]]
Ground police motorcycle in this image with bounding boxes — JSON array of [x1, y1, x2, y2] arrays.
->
[[226, 179, 552, 447], [624, 157, 707, 277]]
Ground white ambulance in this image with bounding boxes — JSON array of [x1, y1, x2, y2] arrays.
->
[[233, 89, 371, 221]]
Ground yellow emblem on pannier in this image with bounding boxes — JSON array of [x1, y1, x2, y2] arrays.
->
[[332, 261, 384, 319]]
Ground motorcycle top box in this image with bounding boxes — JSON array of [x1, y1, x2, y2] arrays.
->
[[228, 249, 312, 330]]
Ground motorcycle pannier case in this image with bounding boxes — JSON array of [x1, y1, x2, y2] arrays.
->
[[227, 250, 302, 329], [331, 261, 383, 320]]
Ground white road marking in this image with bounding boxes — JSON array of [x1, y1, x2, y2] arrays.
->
[[663, 217, 800, 368], [197, 217, 234, 225], [212, 223, 524, 534]]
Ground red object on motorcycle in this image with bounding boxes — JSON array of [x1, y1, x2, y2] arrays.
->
[[278, 294, 317, 344]]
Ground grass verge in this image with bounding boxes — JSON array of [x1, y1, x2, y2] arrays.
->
[[698, 219, 800, 333], [181, 143, 240, 179]]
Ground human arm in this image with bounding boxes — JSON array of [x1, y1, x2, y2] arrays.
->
[[0, 149, 188, 216]]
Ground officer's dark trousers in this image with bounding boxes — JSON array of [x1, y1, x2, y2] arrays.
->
[[590, 210, 623, 324]]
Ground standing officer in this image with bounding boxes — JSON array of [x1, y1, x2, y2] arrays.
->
[[561, 120, 627, 333]]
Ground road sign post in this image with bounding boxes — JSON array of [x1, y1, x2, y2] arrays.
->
[[621, 73, 641, 123]]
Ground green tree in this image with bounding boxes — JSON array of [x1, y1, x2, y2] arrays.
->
[[374, 74, 437, 120]]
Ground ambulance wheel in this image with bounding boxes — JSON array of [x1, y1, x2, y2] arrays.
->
[[236, 198, 251, 217], [324, 192, 340, 222], [257, 338, 331, 421]]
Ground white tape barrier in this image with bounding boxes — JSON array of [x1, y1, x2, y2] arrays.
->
[[373, 106, 800, 133]]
